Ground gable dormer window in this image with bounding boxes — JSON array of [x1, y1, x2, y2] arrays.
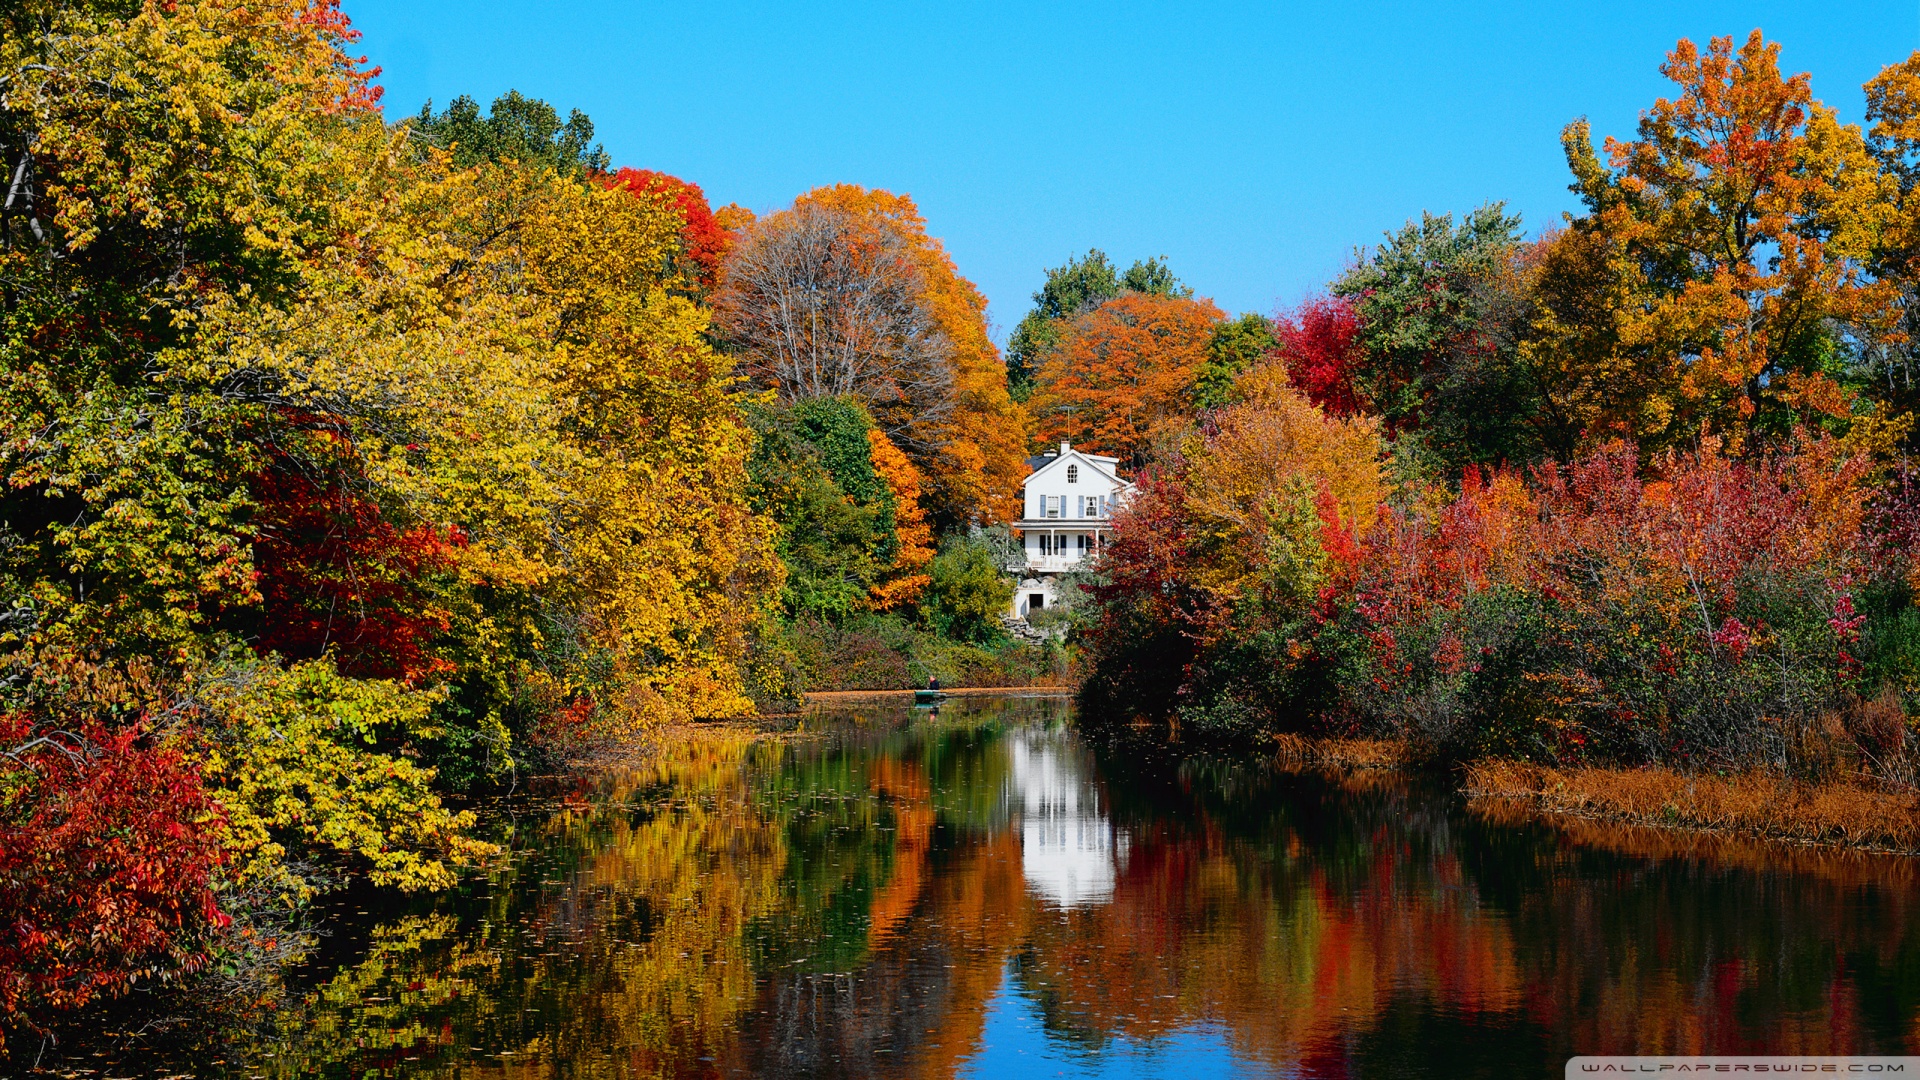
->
[[1066, 464, 1079, 484]]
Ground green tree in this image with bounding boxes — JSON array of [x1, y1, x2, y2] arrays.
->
[[747, 398, 899, 620], [1193, 313, 1280, 411], [1333, 205, 1559, 470], [921, 535, 1014, 644], [408, 90, 610, 174]]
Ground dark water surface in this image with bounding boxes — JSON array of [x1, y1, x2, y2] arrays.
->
[[125, 695, 1920, 1076]]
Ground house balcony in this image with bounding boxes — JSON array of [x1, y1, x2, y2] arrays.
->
[[1012, 518, 1114, 531], [1012, 555, 1094, 576]]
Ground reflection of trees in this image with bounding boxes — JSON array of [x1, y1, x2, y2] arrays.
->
[[242, 696, 1920, 1078], [264, 733, 792, 1078], [1009, 751, 1920, 1070]]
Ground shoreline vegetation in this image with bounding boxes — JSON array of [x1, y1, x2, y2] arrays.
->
[[1267, 733, 1920, 854], [4, 0, 1920, 1064]]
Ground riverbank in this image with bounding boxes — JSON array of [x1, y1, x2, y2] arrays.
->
[[803, 686, 1074, 703], [1262, 733, 1920, 854], [1462, 759, 1920, 853]]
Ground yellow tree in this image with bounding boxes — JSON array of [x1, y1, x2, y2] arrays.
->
[[199, 141, 782, 731], [1181, 361, 1384, 613], [1554, 31, 1896, 448], [1864, 52, 1920, 436]]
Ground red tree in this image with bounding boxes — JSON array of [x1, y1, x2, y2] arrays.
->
[[249, 440, 459, 684], [1274, 295, 1367, 419]]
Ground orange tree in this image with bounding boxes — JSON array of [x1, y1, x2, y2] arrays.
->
[[795, 186, 1032, 528], [1031, 292, 1225, 467], [718, 185, 1030, 530]]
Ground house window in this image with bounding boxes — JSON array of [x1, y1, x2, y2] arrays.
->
[[1084, 496, 1100, 517], [1077, 534, 1090, 555], [1045, 496, 1061, 519], [1067, 464, 1079, 484]]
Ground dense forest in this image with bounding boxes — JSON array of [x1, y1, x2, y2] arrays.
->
[[0, 0, 1917, 1053]]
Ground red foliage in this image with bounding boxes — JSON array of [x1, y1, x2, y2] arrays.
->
[[1313, 485, 1364, 579], [1274, 295, 1367, 419], [0, 717, 229, 1042], [250, 450, 459, 684], [604, 168, 729, 293], [1089, 468, 1201, 634]]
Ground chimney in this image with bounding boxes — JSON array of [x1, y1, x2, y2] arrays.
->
[[1059, 440, 1070, 455]]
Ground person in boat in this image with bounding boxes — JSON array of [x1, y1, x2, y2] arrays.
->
[[926, 675, 940, 692]]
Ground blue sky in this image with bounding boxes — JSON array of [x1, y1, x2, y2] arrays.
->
[[349, 1, 1917, 340]]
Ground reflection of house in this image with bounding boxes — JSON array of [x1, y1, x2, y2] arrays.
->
[[1007, 728, 1126, 909], [1009, 441, 1133, 618]]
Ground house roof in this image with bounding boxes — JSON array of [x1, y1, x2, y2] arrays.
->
[[1023, 443, 1127, 488]]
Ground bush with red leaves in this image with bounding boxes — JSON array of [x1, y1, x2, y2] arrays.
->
[[0, 717, 229, 1047], [249, 452, 459, 685]]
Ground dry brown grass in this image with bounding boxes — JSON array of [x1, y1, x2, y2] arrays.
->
[[1464, 760, 1920, 852], [1271, 734, 1411, 770]]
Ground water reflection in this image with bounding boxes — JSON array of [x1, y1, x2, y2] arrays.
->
[[1008, 728, 1126, 910], [126, 695, 1920, 1077]]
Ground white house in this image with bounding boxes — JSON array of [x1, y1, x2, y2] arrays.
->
[[1009, 440, 1132, 619]]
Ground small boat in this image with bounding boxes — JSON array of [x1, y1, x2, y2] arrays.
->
[[913, 689, 948, 705]]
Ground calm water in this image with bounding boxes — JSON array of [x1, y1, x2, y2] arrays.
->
[[130, 695, 1920, 1077]]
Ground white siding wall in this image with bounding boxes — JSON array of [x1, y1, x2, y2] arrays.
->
[[1024, 452, 1124, 520], [1011, 445, 1132, 618]]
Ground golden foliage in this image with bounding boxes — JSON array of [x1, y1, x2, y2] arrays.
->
[[195, 660, 494, 896], [1186, 361, 1386, 539], [197, 143, 782, 729], [1555, 31, 1901, 447]]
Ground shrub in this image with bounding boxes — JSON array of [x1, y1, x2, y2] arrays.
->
[[0, 720, 229, 1048]]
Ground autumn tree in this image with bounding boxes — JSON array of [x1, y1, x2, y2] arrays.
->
[[718, 186, 1030, 527], [1555, 31, 1895, 448], [1005, 250, 1189, 400], [715, 202, 956, 442], [1031, 292, 1224, 465], [1863, 52, 1920, 440], [866, 428, 936, 609], [605, 168, 732, 295], [1273, 296, 1368, 419]]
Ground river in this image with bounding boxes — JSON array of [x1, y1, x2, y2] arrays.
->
[[120, 692, 1920, 1077]]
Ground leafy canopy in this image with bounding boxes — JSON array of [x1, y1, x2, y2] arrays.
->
[[410, 90, 610, 174]]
